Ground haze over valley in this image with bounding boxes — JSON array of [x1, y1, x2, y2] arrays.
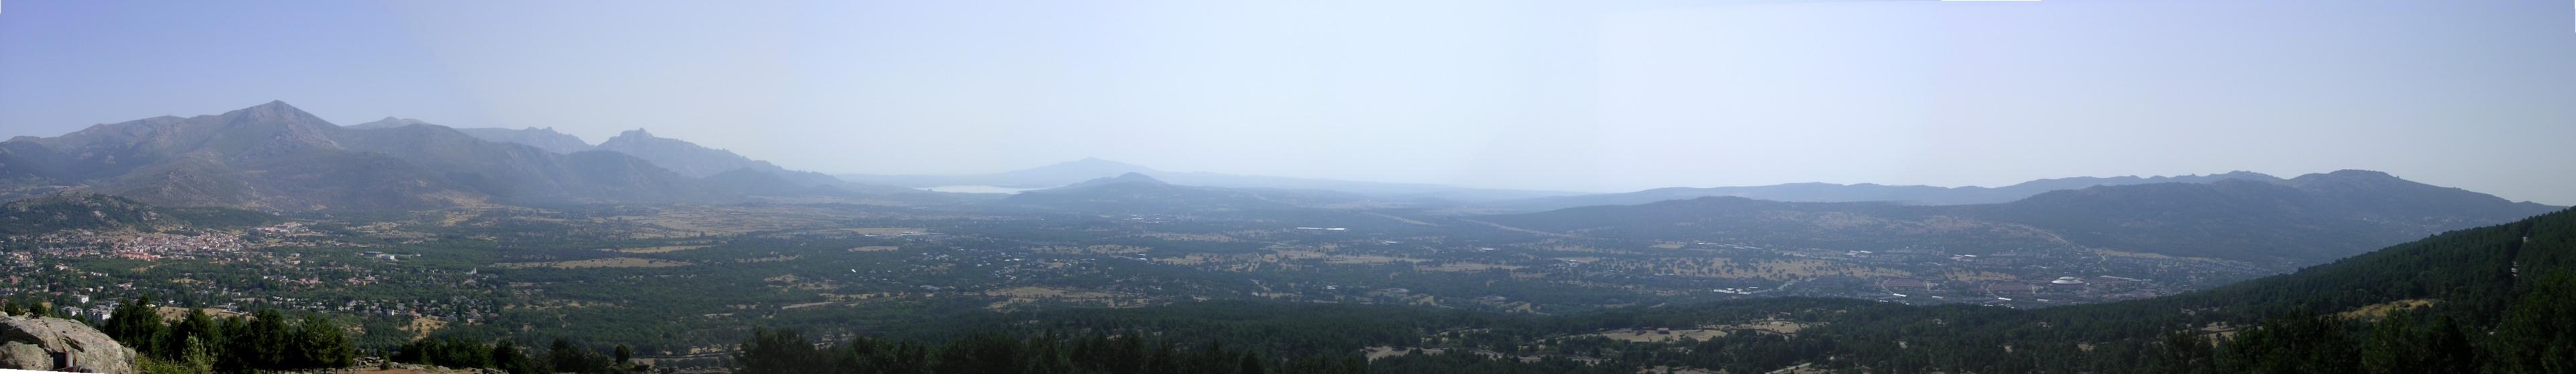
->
[[5, 1, 2575, 373]]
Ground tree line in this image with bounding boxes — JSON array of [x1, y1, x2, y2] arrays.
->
[[2149, 271, 2576, 373], [67, 296, 355, 374], [730, 328, 1368, 374], [388, 335, 646, 374]]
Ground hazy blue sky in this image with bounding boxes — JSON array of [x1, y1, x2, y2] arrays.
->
[[4, 1, 2572, 203]]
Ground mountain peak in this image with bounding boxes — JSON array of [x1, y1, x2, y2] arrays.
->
[[616, 128, 657, 139], [229, 100, 313, 118]]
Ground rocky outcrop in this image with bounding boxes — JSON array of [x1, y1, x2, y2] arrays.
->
[[0, 316, 135, 373]]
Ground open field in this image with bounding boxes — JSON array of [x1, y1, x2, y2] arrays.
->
[[1589, 327, 1728, 342], [402, 317, 447, 341], [605, 245, 710, 253], [497, 257, 691, 269], [2337, 299, 2437, 320], [1414, 262, 1524, 272]]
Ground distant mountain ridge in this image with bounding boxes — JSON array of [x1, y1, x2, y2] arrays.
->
[[840, 158, 1579, 202], [1485, 170, 2562, 265], [456, 128, 593, 154], [1000, 173, 1411, 213], [1485, 171, 2288, 212], [350, 118, 596, 154], [588, 129, 887, 193], [593, 129, 782, 178], [0, 101, 930, 210]]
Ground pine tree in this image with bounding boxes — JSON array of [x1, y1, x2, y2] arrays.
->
[[159, 308, 221, 361], [102, 297, 166, 355], [732, 328, 828, 374], [293, 314, 356, 369], [225, 311, 293, 371], [2360, 314, 2419, 373], [2491, 273, 2576, 373], [215, 316, 251, 373], [2420, 316, 2477, 373], [178, 336, 215, 374], [495, 340, 549, 374], [1239, 351, 1266, 374]]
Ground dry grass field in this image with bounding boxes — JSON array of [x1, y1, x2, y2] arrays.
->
[[1608, 258, 1913, 281], [1589, 327, 1728, 342], [1326, 254, 1430, 265], [605, 245, 710, 253], [2337, 299, 2437, 320], [983, 287, 1148, 310], [497, 257, 691, 269], [1943, 270, 2021, 282], [1414, 262, 1524, 272], [402, 317, 447, 341], [1724, 320, 1813, 335], [609, 205, 871, 238]]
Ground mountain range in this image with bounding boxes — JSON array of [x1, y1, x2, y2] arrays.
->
[[351, 118, 598, 154], [999, 173, 1410, 214], [1480, 171, 2292, 212], [839, 158, 1580, 202], [2, 99, 2557, 253], [0, 101, 928, 211], [1483, 170, 2561, 265]]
